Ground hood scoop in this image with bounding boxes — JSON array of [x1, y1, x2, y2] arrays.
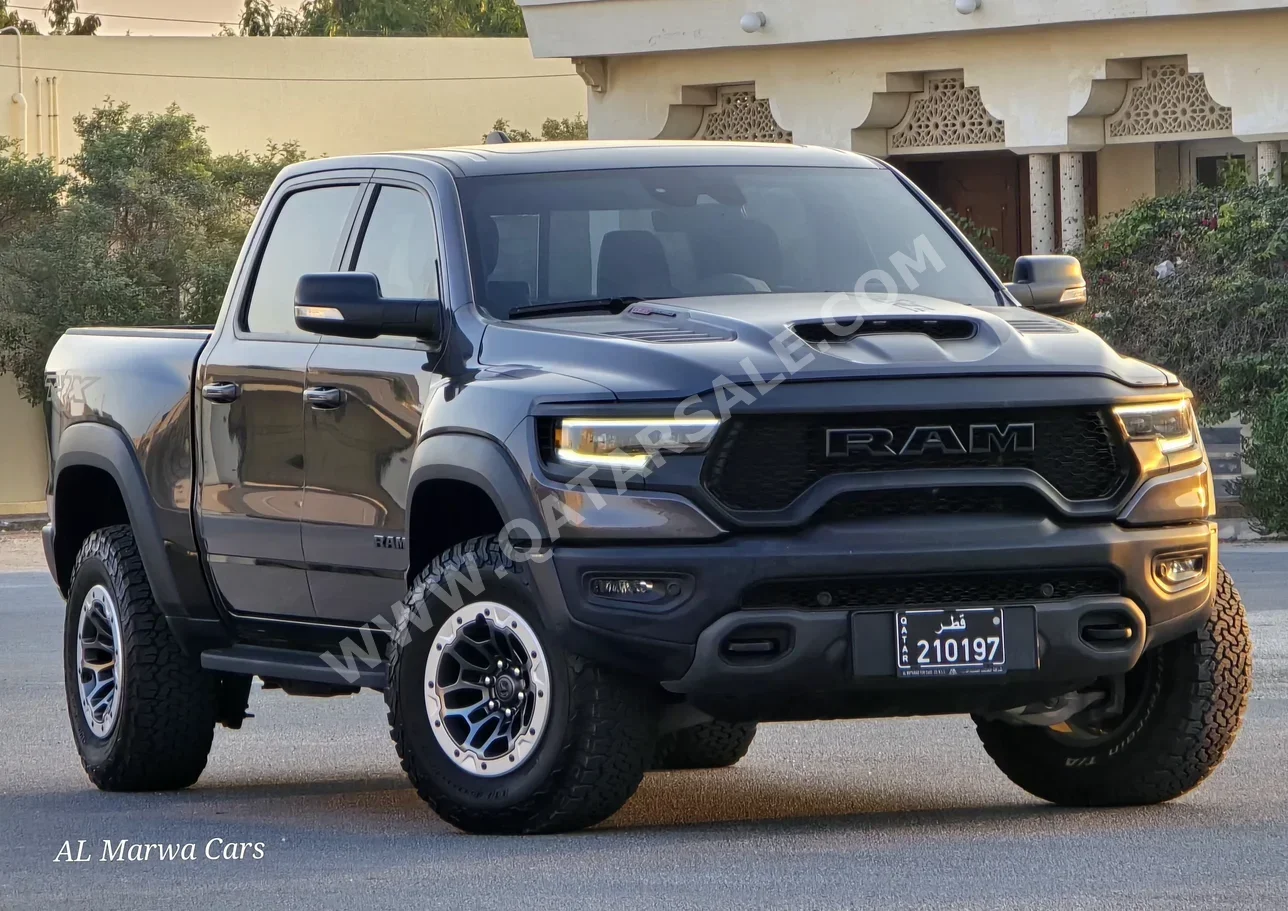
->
[[792, 317, 978, 344]]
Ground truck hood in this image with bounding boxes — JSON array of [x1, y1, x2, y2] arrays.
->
[[477, 293, 1172, 400]]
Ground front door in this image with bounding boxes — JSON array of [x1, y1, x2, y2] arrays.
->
[[302, 177, 445, 623], [196, 175, 367, 618]]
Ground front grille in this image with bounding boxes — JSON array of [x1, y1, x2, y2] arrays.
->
[[814, 487, 1055, 521], [703, 407, 1132, 511], [743, 569, 1121, 610]]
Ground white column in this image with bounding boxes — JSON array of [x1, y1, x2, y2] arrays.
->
[[1029, 154, 1056, 255], [1257, 141, 1283, 186], [1059, 152, 1086, 252]]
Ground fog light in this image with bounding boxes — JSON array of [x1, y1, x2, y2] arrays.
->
[[588, 577, 682, 605], [1154, 552, 1207, 591]]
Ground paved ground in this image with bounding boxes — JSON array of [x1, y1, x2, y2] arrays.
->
[[2, 544, 1286, 910]]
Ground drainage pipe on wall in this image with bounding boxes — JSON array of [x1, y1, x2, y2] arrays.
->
[[1, 27, 26, 155], [49, 75, 59, 163], [33, 75, 42, 156]]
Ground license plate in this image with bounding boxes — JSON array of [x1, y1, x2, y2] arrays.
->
[[896, 607, 1006, 677]]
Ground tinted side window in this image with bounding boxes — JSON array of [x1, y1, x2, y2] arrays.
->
[[353, 186, 440, 300], [245, 184, 361, 336]]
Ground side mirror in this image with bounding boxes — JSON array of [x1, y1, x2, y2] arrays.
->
[[1005, 255, 1088, 317], [294, 273, 442, 341]]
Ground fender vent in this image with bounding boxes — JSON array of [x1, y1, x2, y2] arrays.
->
[[1004, 317, 1078, 335], [793, 318, 976, 343]]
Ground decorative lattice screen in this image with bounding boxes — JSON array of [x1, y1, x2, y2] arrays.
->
[[1106, 59, 1232, 141], [888, 74, 1005, 153], [695, 86, 792, 143]]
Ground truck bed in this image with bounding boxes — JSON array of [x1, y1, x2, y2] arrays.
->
[[45, 325, 213, 596]]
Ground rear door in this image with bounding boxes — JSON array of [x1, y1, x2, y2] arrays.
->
[[301, 175, 446, 623], [196, 172, 369, 618]]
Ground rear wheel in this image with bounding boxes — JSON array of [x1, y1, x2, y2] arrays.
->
[[386, 536, 656, 834], [653, 721, 757, 770], [63, 525, 217, 790], [974, 565, 1251, 806]]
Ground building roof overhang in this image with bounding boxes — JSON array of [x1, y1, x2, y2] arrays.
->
[[515, 0, 1288, 59]]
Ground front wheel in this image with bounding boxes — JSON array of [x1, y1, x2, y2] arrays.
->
[[386, 536, 656, 834], [974, 565, 1252, 806]]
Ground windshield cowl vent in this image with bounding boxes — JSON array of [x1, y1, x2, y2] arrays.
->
[[792, 317, 977, 344]]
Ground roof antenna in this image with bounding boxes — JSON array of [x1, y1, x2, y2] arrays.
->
[[485, 130, 512, 145]]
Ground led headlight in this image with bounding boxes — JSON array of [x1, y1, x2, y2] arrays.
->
[[1112, 400, 1197, 454], [555, 417, 721, 468], [1113, 399, 1205, 477]]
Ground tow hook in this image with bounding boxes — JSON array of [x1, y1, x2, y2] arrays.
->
[[994, 689, 1108, 727]]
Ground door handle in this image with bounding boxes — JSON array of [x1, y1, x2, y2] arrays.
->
[[304, 386, 344, 410], [201, 382, 240, 404]]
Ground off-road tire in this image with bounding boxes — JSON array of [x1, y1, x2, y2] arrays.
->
[[653, 721, 757, 770], [64, 525, 217, 790], [386, 536, 656, 834], [974, 565, 1252, 806]]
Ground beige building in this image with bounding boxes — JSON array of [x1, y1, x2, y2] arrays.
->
[[518, 0, 1287, 260], [0, 35, 585, 515]]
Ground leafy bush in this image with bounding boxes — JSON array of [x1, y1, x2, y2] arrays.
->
[[945, 209, 1014, 279], [1077, 182, 1288, 533], [0, 103, 305, 404], [485, 114, 588, 143]]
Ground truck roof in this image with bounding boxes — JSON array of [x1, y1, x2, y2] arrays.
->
[[280, 140, 884, 179]]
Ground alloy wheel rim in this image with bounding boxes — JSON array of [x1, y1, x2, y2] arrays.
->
[[77, 584, 124, 739], [424, 601, 551, 777]]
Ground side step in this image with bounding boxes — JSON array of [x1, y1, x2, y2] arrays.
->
[[201, 645, 387, 691]]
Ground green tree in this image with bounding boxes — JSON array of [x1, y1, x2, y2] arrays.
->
[[0, 137, 67, 240], [485, 113, 588, 143], [213, 141, 308, 202], [0, 102, 306, 403], [0, 1, 40, 33], [44, 0, 100, 35], [238, 0, 301, 36], [240, 0, 526, 36]]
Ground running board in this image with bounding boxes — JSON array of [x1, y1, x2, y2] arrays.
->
[[201, 645, 387, 690]]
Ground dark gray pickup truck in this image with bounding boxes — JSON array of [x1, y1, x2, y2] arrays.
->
[[43, 141, 1251, 834]]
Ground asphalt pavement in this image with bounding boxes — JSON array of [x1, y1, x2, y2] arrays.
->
[[2, 546, 1286, 910]]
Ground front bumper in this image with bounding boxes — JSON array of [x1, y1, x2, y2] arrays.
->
[[531, 516, 1217, 712]]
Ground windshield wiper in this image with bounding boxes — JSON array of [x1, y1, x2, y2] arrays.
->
[[507, 297, 673, 320]]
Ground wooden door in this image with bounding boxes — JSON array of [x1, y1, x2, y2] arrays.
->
[[895, 155, 1024, 261]]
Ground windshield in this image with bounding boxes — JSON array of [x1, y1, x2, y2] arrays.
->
[[458, 165, 1001, 318]]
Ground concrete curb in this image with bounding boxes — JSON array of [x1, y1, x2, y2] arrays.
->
[[0, 516, 47, 532]]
